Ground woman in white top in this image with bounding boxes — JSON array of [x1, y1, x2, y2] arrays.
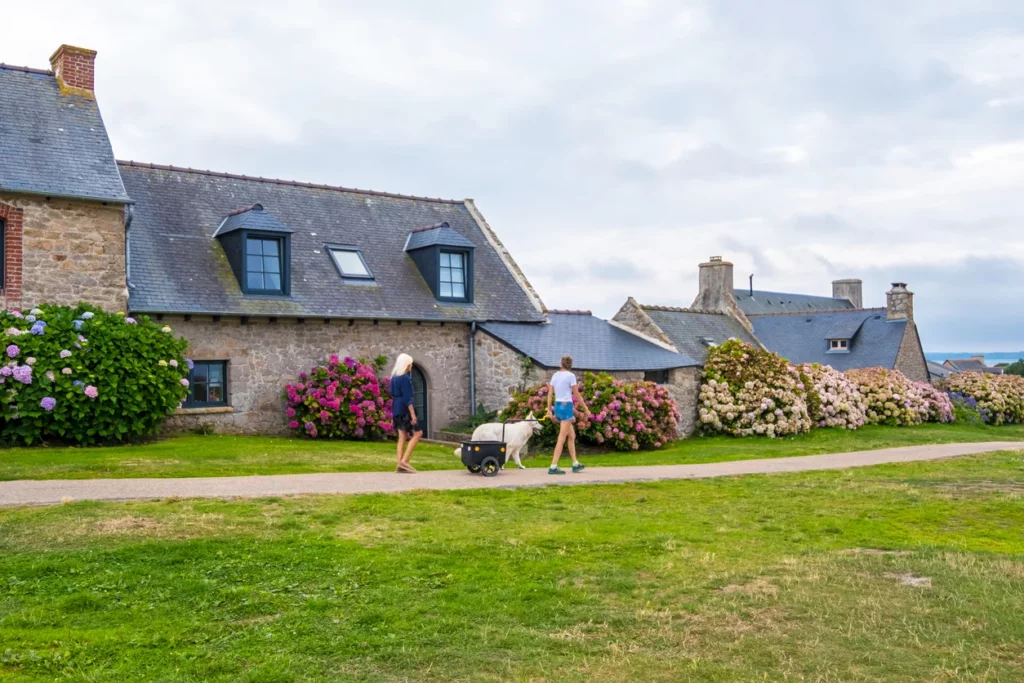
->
[[545, 355, 591, 475]]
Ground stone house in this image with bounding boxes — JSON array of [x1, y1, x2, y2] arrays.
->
[[2, 44, 700, 437], [942, 357, 1003, 375], [614, 256, 930, 383]]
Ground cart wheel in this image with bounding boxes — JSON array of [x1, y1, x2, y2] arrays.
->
[[480, 456, 500, 477], [467, 464, 481, 473]]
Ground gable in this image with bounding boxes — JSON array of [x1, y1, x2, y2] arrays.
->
[[0, 66, 127, 202], [121, 163, 545, 322]]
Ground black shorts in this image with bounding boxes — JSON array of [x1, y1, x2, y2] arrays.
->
[[394, 413, 423, 437]]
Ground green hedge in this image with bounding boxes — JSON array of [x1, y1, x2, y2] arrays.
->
[[0, 304, 189, 445]]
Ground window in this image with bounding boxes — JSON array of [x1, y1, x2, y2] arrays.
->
[[185, 361, 228, 407], [329, 247, 372, 279], [246, 236, 284, 293], [439, 251, 467, 299], [644, 369, 670, 384], [829, 339, 849, 350]]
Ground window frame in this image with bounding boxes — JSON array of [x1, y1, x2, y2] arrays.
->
[[184, 360, 229, 408], [438, 248, 470, 302], [644, 369, 670, 384], [242, 231, 289, 295], [327, 244, 374, 281], [829, 339, 849, 350]]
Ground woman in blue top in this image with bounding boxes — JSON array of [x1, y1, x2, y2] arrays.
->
[[390, 353, 422, 473]]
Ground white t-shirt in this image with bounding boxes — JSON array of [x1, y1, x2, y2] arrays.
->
[[551, 371, 577, 403]]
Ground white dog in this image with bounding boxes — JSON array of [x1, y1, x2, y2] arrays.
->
[[456, 412, 543, 469]]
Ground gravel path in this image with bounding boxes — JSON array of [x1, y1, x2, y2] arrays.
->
[[1, 441, 1021, 507]]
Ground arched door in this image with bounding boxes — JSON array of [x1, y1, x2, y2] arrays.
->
[[411, 365, 428, 436]]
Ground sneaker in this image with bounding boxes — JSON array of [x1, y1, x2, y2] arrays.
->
[[548, 467, 566, 475], [517, 464, 526, 470], [572, 462, 585, 473]]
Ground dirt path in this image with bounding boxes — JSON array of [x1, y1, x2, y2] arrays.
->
[[1, 441, 1021, 507]]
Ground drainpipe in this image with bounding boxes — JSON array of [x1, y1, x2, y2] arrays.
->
[[469, 322, 477, 416], [124, 204, 136, 289]]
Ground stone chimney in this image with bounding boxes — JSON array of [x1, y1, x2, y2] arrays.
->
[[691, 256, 754, 333], [49, 44, 97, 96], [971, 354, 985, 363], [886, 282, 914, 321], [832, 278, 863, 308]]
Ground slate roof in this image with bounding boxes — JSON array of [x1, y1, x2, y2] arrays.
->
[[641, 306, 760, 363], [215, 204, 294, 236], [405, 223, 476, 251], [121, 162, 545, 322], [943, 359, 1003, 374], [0, 65, 128, 202], [479, 312, 697, 371], [927, 360, 954, 380], [749, 309, 906, 371], [733, 289, 854, 315]]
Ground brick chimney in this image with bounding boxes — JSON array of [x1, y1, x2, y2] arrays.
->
[[691, 256, 754, 332], [832, 278, 863, 308], [886, 282, 914, 321], [49, 44, 97, 96]]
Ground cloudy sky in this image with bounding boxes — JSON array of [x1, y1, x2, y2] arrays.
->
[[6, 1, 1024, 351]]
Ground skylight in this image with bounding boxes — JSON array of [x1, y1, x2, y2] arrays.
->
[[329, 247, 372, 279]]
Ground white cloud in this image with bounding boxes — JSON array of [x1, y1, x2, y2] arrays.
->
[[5, 0, 1024, 350]]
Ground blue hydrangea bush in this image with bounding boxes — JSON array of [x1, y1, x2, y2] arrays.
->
[[0, 304, 189, 445]]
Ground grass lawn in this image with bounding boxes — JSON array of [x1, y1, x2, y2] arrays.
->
[[1, 451, 1023, 681], [1, 423, 1023, 481]]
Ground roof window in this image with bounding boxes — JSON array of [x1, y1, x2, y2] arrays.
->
[[328, 246, 373, 281]]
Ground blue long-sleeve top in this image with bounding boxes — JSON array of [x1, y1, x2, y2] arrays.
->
[[391, 372, 414, 418]]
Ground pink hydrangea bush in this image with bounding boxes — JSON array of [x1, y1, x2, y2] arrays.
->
[[800, 363, 867, 429], [699, 340, 812, 437], [844, 367, 922, 426], [283, 355, 394, 439], [500, 372, 680, 451], [944, 372, 1024, 425], [913, 381, 954, 423]]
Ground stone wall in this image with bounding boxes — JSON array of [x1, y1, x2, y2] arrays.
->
[[667, 366, 702, 435], [895, 322, 928, 383], [163, 316, 472, 436], [474, 330, 702, 437], [0, 194, 126, 312]]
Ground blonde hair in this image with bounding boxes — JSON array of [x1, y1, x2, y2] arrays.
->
[[391, 353, 414, 377]]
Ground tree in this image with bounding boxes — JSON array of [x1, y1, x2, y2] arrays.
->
[[1003, 359, 1024, 377]]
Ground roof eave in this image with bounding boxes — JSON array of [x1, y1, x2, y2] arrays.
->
[[0, 185, 132, 205]]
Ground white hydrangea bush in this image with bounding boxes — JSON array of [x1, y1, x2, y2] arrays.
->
[[800, 363, 868, 429], [698, 340, 812, 438]]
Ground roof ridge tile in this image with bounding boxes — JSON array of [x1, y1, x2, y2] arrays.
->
[[546, 309, 593, 316], [747, 307, 886, 318], [117, 160, 465, 205], [0, 63, 53, 75]]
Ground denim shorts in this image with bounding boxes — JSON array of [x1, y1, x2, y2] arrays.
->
[[553, 401, 575, 421]]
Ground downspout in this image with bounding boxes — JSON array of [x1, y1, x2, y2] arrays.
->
[[469, 322, 477, 416], [124, 203, 136, 290]]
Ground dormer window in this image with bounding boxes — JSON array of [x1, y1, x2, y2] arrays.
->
[[404, 222, 475, 303], [329, 246, 373, 281], [829, 339, 849, 351], [440, 251, 467, 300], [214, 204, 293, 296], [246, 236, 284, 293]]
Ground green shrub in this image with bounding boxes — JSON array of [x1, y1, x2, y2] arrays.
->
[[0, 304, 189, 445]]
